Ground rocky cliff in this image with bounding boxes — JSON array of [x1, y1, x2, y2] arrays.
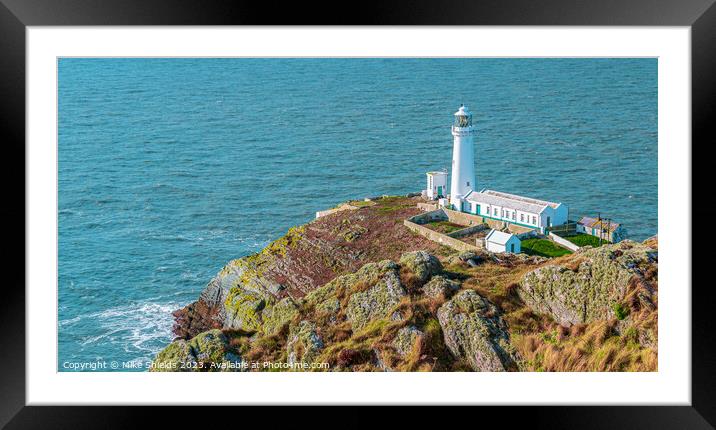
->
[[153, 196, 658, 372]]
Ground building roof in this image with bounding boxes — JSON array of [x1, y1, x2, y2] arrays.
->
[[578, 216, 621, 232], [484, 190, 561, 209], [466, 189, 560, 214], [485, 229, 518, 245]]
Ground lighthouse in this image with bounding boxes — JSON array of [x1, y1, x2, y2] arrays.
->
[[449, 104, 476, 210]]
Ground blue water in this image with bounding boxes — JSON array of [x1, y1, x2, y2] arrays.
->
[[58, 58, 657, 370]]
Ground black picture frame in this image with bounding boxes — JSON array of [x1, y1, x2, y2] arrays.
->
[[1, 0, 712, 426]]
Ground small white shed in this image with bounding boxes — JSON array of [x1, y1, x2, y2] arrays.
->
[[485, 229, 521, 254], [426, 171, 448, 200]]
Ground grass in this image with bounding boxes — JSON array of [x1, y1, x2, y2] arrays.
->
[[347, 200, 376, 208], [513, 320, 657, 372], [521, 238, 573, 258], [563, 233, 608, 248], [425, 220, 465, 234], [373, 196, 413, 213]]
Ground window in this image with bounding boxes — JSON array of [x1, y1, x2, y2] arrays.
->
[[520, 213, 524, 222], [532, 216, 537, 224], [467, 181, 470, 187], [494, 207, 498, 216], [455, 114, 472, 127], [512, 211, 516, 220]]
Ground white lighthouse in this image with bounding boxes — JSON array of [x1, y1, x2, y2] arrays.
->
[[449, 104, 476, 210]]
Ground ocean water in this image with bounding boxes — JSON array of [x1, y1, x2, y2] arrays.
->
[[58, 58, 657, 371]]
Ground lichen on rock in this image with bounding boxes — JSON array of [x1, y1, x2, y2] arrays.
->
[[303, 259, 400, 320], [421, 275, 460, 299], [261, 297, 299, 336], [399, 250, 443, 283], [287, 320, 324, 369], [223, 287, 268, 331], [518, 240, 657, 326], [437, 289, 517, 371], [346, 269, 406, 330], [151, 329, 243, 372], [392, 325, 423, 358]]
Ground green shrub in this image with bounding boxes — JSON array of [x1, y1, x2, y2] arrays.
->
[[612, 303, 629, 320]]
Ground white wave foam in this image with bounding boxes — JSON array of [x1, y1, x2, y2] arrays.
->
[[71, 301, 183, 356]]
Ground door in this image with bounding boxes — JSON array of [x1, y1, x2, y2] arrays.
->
[[437, 186, 443, 197], [547, 216, 551, 227], [510, 243, 515, 253]]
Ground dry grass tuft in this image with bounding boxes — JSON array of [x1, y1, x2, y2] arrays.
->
[[514, 319, 657, 372], [399, 267, 424, 294]]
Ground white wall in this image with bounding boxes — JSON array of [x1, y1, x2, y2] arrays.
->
[[473, 199, 539, 227], [426, 173, 447, 200], [486, 236, 521, 253], [549, 232, 580, 252], [486, 241, 506, 253]]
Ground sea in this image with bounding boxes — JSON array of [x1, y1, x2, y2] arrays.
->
[[58, 58, 657, 371]]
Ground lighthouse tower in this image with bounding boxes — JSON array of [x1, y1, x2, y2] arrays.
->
[[449, 104, 476, 210]]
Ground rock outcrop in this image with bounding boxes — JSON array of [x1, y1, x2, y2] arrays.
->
[[261, 297, 300, 336], [392, 325, 423, 358], [346, 266, 406, 330], [155, 196, 657, 373], [151, 329, 243, 372], [399, 251, 443, 283], [171, 197, 441, 340], [437, 289, 517, 371], [421, 275, 460, 299], [518, 240, 657, 326], [287, 321, 324, 368]]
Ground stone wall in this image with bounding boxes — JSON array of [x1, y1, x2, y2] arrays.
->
[[404, 219, 482, 252], [448, 224, 489, 239], [442, 208, 484, 226], [417, 202, 439, 212], [517, 230, 541, 240], [409, 209, 449, 225], [443, 208, 534, 234], [315, 203, 359, 219]]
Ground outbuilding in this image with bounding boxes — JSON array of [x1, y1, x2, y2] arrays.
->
[[426, 171, 448, 200], [484, 229, 521, 254], [576, 216, 626, 243]]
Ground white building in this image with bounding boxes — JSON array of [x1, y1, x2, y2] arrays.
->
[[426, 171, 448, 200], [485, 229, 521, 254], [464, 189, 568, 233], [576, 216, 626, 243], [449, 105, 476, 209]]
